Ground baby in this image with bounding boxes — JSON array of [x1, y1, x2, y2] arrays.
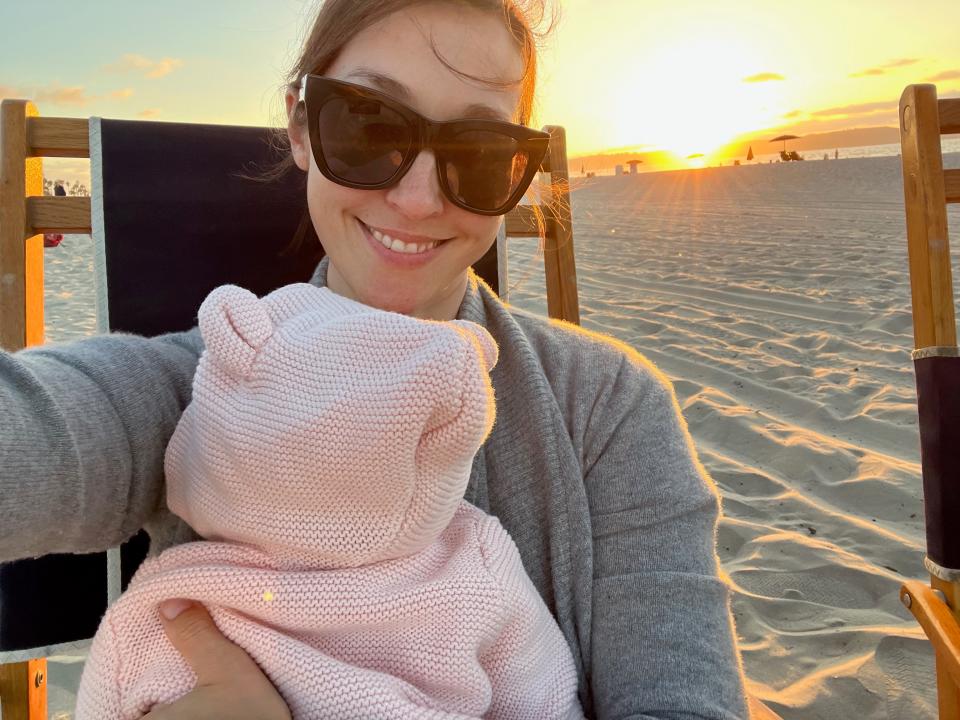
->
[[76, 282, 582, 719]]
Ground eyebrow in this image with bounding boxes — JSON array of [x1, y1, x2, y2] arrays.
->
[[343, 68, 514, 122]]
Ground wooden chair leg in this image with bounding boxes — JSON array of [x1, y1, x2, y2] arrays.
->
[[0, 100, 49, 720], [0, 659, 48, 720], [542, 125, 580, 325]]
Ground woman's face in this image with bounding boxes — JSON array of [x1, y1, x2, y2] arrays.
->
[[286, 3, 526, 320]]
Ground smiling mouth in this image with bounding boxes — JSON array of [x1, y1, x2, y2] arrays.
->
[[360, 220, 450, 255]]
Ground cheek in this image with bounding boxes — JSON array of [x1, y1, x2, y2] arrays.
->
[[461, 214, 502, 246], [305, 171, 367, 226]]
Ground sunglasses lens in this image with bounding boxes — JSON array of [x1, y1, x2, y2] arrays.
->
[[316, 94, 413, 185], [442, 131, 531, 212]]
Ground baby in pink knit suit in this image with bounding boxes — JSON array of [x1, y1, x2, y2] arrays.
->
[[76, 282, 582, 720]]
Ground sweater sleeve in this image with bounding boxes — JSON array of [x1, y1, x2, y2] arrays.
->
[[476, 514, 584, 720], [74, 611, 124, 720], [0, 329, 203, 561], [582, 352, 748, 720]]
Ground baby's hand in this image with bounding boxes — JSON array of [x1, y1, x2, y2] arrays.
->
[[142, 600, 291, 720]]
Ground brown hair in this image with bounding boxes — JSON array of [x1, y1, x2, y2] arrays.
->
[[269, 0, 553, 178]]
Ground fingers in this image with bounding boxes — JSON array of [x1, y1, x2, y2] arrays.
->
[[139, 600, 291, 720], [157, 599, 258, 688]]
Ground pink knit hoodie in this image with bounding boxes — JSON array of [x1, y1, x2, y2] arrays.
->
[[75, 283, 582, 720]]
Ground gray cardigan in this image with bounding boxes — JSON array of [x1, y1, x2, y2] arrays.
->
[[0, 260, 748, 719]]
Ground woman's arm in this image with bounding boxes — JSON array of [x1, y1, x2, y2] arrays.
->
[[582, 353, 748, 720], [0, 329, 203, 561]]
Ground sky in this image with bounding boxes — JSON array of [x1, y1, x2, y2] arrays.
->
[[2, 0, 958, 170]]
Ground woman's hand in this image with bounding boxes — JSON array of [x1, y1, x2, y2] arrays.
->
[[143, 600, 292, 720]]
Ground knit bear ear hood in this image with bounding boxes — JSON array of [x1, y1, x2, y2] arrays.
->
[[165, 283, 497, 569]]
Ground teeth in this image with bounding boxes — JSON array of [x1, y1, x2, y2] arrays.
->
[[369, 226, 439, 254]]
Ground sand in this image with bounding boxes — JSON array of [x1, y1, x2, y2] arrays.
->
[[32, 151, 960, 719]]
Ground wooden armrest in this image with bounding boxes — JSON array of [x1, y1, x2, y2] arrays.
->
[[901, 579, 960, 688]]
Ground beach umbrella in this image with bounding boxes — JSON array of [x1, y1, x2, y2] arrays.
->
[[747, 146, 754, 161], [770, 134, 800, 152]]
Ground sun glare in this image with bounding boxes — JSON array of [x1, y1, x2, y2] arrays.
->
[[610, 33, 779, 159]]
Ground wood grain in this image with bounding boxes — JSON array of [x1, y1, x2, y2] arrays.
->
[[899, 84, 957, 348], [26, 116, 88, 158]]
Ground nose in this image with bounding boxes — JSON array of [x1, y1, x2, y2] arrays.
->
[[385, 150, 445, 220]]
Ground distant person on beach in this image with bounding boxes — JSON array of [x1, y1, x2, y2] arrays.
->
[[75, 283, 582, 719], [43, 181, 68, 246], [0, 1, 748, 718]]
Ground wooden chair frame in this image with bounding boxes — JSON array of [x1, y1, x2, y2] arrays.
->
[[898, 83, 960, 720]]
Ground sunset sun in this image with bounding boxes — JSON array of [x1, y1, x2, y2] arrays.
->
[[612, 33, 776, 159]]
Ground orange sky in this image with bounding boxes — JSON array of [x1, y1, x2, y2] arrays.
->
[[2, 0, 958, 177], [535, 0, 960, 162]]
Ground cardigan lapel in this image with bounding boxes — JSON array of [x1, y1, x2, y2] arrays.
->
[[459, 273, 594, 706]]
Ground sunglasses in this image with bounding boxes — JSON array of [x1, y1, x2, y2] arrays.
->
[[298, 75, 550, 216]]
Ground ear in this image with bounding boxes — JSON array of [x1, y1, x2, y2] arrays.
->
[[198, 285, 273, 379], [450, 320, 498, 372], [285, 88, 311, 172]]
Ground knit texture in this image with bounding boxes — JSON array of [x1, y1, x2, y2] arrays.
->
[[166, 283, 500, 568], [1, 257, 750, 717], [75, 283, 583, 719]]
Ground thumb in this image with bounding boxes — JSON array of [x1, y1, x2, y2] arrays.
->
[[158, 599, 255, 687]]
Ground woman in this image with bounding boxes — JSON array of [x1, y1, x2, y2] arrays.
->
[[0, 1, 749, 718]]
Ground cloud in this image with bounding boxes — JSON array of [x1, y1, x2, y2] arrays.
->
[[137, 108, 161, 119], [110, 88, 135, 99], [926, 70, 960, 82], [782, 110, 803, 119], [851, 58, 921, 78], [811, 100, 897, 118], [743, 72, 785, 83], [35, 84, 91, 106], [884, 58, 920, 69], [146, 58, 183, 79], [104, 54, 184, 79], [0, 82, 92, 106]]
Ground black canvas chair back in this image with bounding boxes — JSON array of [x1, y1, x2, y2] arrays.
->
[[0, 117, 500, 658]]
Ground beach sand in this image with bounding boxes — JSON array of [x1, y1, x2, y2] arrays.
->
[[35, 153, 960, 719]]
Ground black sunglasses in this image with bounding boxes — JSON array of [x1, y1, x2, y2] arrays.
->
[[298, 75, 550, 216]]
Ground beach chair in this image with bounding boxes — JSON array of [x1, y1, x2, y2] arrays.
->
[[897, 83, 960, 719], [0, 99, 578, 719]]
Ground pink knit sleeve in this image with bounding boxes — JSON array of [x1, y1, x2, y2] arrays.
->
[[476, 515, 585, 720], [74, 612, 125, 720]]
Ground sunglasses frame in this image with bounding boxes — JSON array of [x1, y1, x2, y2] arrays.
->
[[298, 74, 550, 216]]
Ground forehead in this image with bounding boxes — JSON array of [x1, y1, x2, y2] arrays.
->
[[324, 4, 525, 122]]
